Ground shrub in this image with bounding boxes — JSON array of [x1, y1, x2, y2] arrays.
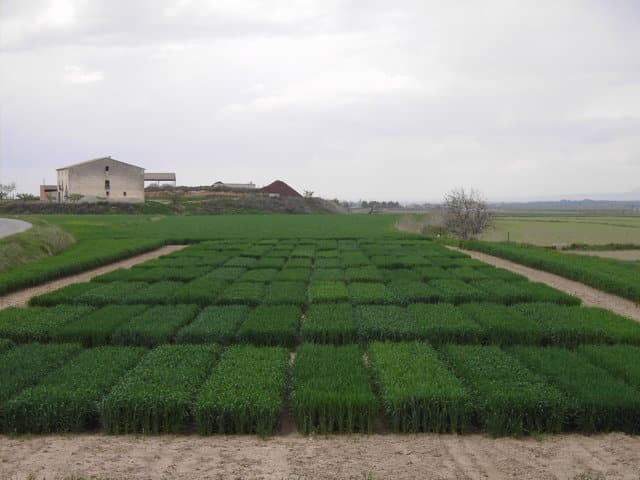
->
[[6, 346, 146, 433], [441, 345, 565, 435], [317, 250, 339, 258], [255, 257, 286, 269], [345, 266, 383, 283], [315, 258, 342, 268], [100, 344, 221, 434], [239, 269, 279, 282], [449, 267, 488, 282], [509, 346, 640, 433], [407, 304, 483, 345], [513, 303, 640, 346], [312, 269, 344, 281], [290, 247, 314, 258], [0, 343, 82, 430], [340, 252, 371, 267], [308, 281, 349, 303], [225, 257, 258, 268], [578, 344, 640, 390], [356, 305, 418, 341], [368, 342, 472, 432], [427, 279, 486, 304], [348, 282, 394, 304], [29, 282, 100, 306], [0, 305, 94, 343], [475, 265, 527, 282], [175, 306, 249, 344], [195, 345, 289, 435], [274, 268, 311, 282], [52, 305, 149, 347], [381, 269, 422, 283], [417, 266, 451, 281], [173, 277, 228, 305], [293, 344, 376, 434], [111, 304, 200, 347], [121, 281, 183, 304], [263, 281, 307, 305], [461, 303, 544, 345], [0, 338, 14, 353], [217, 282, 265, 305], [237, 305, 300, 346], [472, 280, 579, 306], [302, 303, 356, 344], [204, 267, 246, 281], [389, 281, 441, 304]]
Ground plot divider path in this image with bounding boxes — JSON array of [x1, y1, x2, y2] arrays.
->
[[448, 246, 640, 322], [0, 245, 188, 310]]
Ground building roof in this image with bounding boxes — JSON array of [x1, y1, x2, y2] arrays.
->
[[57, 156, 144, 171], [213, 181, 256, 189], [144, 172, 176, 181], [260, 180, 302, 197]]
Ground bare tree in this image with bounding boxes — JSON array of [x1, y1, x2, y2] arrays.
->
[[442, 187, 492, 239], [0, 182, 16, 200], [303, 190, 314, 198]]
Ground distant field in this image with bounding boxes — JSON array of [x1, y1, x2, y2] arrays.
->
[[481, 216, 640, 246]]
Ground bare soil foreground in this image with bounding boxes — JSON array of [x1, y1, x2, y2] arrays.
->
[[2, 432, 639, 480], [0, 245, 186, 309], [450, 247, 640, 322], [565, 250, 640, 261]]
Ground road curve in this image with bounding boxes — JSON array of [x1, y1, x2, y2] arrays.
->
[[0, 218, 32, 238]]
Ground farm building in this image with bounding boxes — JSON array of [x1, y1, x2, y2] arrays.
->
[[212, 181, 256, 190], [144, 172, 176, 187], [260, 180, 302, 198], [51, 156, 176, 203]]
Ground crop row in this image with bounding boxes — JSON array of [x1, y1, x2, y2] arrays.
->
[[3, 302, 639, 348], [3, 342, 640, 435]]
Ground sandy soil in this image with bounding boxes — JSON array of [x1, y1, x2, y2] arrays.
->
[[565, 250, 640, 261], [449, 246, 640, 321], [0, 245, 186, 309], [1, 432, 639, 479]]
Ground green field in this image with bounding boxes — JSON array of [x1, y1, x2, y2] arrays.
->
[[481, 215, 640, 246], [2, 237, 640, 436]]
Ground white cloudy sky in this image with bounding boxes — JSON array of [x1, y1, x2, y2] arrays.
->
[[1, 0, 639, 202]]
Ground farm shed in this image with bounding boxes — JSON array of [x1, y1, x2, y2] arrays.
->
[[212, 181, 256, 190], [56, 157, 144, 203], [260, 180, 302, 198]]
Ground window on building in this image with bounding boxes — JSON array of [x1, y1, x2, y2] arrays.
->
[[106, 191, 110, 197], [105, 180, 110, 190], [105, 166, 109, 172], [123, 191, 127, 197]]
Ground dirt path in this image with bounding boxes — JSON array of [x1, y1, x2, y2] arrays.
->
[[0, 245, 187, 309], [450, 246, 640, 321], [565, 249, 640, 261], [1, 432, 638, 479]]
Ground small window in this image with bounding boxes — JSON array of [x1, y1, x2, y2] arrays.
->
[[123, 191, 127, 197], [105, 166, 109, 172], [106, 191, 110, 197], [105, 180, 110, 190]]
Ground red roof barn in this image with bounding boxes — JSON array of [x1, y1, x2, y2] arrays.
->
[[260, 180, 302, 197]]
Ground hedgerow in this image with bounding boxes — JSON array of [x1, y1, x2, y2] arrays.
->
[[302, 303, 356, 344], [0, 343, 82, 430], [121, 281, 183, 304], [29, 282, 100, 306], [461, 303, 544, 345], [417, 266, 451, 281], [381, 269, 421, 283], [509, 346, 640, 433], [317, 250, 339, 258], [225, 257, 258, 268], [290, 247, 314, 258], [308, 281, 349, 303], [52, 305, 149, 346], [237, 305, 300, 346], [317, 240, 338, 250], [173, 277, 228, 305], [274, 268, 311, 282], [407, 304, 483, 345], [315, 258, 342, 268], [475, 265, 527, 282], [204, 267, 246, 281], [195, 345, 289, 435], [293, 344, 376, 434], [348, 282, 395, 304], [368, 342, 472, 433], [0, 305, 94, 343], [175, 305, 249, 344], [255, 257, 286, 269], [462, 240, 640, 303], [578, 345, 640, 390], [449, 267, 488, 282], [263, 281, 307, 305], [239, 269, 279, 282], [441, 345, 565, 435], [340, 251, 371, 267], [74, 281, 149, 306], [6, 346, 146, 433], [356, 305, 418, 341], [100, 344, 221, 434], [345, 266, 383, 283], [312, 269, 344, 281], [111, 304, 200, 347], [217, 282, 265, 305], [389, 281, 441, 304], [513, 303, 640, 346]]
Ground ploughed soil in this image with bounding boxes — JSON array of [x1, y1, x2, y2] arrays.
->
[[0, 245, 187, 310], [1, 432, 639, 479], [450, 246, 640, 322]]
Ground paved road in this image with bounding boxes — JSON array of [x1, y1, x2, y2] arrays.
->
[[0, 218, 32, 238]]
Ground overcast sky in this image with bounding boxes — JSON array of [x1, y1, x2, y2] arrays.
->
[[1, 0, 639, 202]]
